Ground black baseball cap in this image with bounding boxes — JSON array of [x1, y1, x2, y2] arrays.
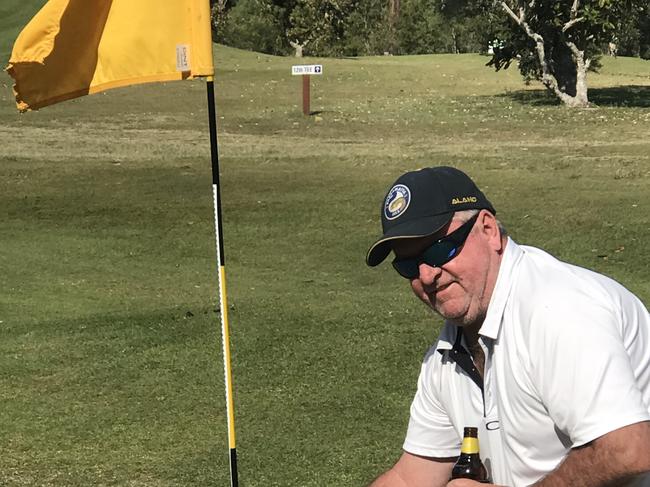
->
[[366, 166, 496, 266]]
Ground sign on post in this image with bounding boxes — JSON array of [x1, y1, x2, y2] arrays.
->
[[292, 65, 323, 115], [291, 64, 323, 76]]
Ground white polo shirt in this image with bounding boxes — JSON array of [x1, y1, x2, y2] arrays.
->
[[403, 238, 650, 486]]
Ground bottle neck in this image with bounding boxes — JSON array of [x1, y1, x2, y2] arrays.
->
[[460, 437, 479, 454]]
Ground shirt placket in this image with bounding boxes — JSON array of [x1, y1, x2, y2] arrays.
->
[[479, 336, 508, 484]]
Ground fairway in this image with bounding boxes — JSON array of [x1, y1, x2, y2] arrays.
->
[[2, 23, 650, 487]]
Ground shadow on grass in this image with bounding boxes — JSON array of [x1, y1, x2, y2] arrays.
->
[[501, 85, 650, 108], [589, 86, 650, 107]]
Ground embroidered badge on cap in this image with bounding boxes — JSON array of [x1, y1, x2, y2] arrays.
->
[[384, 184, 411, 220]]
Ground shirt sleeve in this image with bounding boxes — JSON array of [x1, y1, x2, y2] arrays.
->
[[403, 348, 461, 457], [528, 281, 650, 447]]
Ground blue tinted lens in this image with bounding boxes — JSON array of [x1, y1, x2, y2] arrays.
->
[[391, 213, 479, 279], [421, 241, 459, 267], [392, 242, 459, 278]]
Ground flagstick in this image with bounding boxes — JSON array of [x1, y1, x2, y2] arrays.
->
[[206, 77, 239, 487]]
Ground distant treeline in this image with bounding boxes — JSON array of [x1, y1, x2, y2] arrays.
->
[[210, 0, 650, 59]]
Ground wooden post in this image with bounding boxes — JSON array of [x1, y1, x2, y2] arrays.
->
[[302, 74, 310, 115]]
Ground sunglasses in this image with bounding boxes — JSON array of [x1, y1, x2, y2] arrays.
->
[[391, 213, 480, 279]]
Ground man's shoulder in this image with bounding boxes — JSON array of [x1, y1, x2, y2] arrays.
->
[[513, 243, 628, 306], [505, 243, 647, 344]]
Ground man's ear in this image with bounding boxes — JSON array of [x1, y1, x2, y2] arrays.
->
[[478, 210, 503, 252]]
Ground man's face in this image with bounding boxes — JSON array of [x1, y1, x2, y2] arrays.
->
[[391, 211, 502, 328]]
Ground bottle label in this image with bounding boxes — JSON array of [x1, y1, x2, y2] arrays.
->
[[461, 437, 479, 454]]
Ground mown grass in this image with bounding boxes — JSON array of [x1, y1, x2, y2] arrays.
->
[[0, 0, 48, 65], [1, 14, 649, 486]]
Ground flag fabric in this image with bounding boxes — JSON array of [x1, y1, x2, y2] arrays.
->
[[6, 0, 214, 111]]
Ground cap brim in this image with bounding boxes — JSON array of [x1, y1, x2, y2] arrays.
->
[[365, 213, 452, 267]]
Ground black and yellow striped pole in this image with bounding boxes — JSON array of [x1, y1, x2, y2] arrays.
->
[[206, 77, 239, 487]]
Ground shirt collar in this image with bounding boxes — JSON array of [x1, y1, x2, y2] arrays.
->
[[436, 321, 457, 351], [478, 237, 523, 340]]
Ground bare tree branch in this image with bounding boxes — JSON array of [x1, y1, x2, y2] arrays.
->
[[570, 0, 580, 19], [500, 1, 523, 24], [561, 0, 582, 32], [563, 17, 584, 32], [565, 40, 582, 59], [289, 39, 309, 57]]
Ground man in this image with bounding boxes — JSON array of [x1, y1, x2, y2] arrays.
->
[[365, 166, 650, 487]]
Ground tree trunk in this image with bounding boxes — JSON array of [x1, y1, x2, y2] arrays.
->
[[386, 0, 400, 54], [451, 27, 458, 54], [388, 0, 400, 25], [533, 36, 590, 106], [551, 46, 577, 97], [533, 41, 589, 107], [557, 40, 589, 107], [571, 56, 589, 107], [290, 40, 309, 57]]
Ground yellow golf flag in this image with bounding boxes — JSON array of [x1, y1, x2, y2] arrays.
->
[[6, 0, 214, 111]]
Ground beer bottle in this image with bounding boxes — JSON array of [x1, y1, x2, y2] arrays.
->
[[450, 426, 489, 482]]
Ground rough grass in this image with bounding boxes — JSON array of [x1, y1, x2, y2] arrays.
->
[[1, 26, 649, 487]]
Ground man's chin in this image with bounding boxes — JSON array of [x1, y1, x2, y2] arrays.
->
[[434, 302, 471, 324]]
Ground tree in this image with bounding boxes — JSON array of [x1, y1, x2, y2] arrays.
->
[[217, 0, 288, 55], [287, 0, 357, 56], [341, 0, 392, 55], [210, 0, 229, 43], [633, 0, 650, 58], [479, 0, 644, 107], [439, 0, 490, 54], [615, 1, 650, 59]]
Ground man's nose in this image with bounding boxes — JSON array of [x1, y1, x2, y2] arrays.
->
[[418, 262, 442, 284]]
